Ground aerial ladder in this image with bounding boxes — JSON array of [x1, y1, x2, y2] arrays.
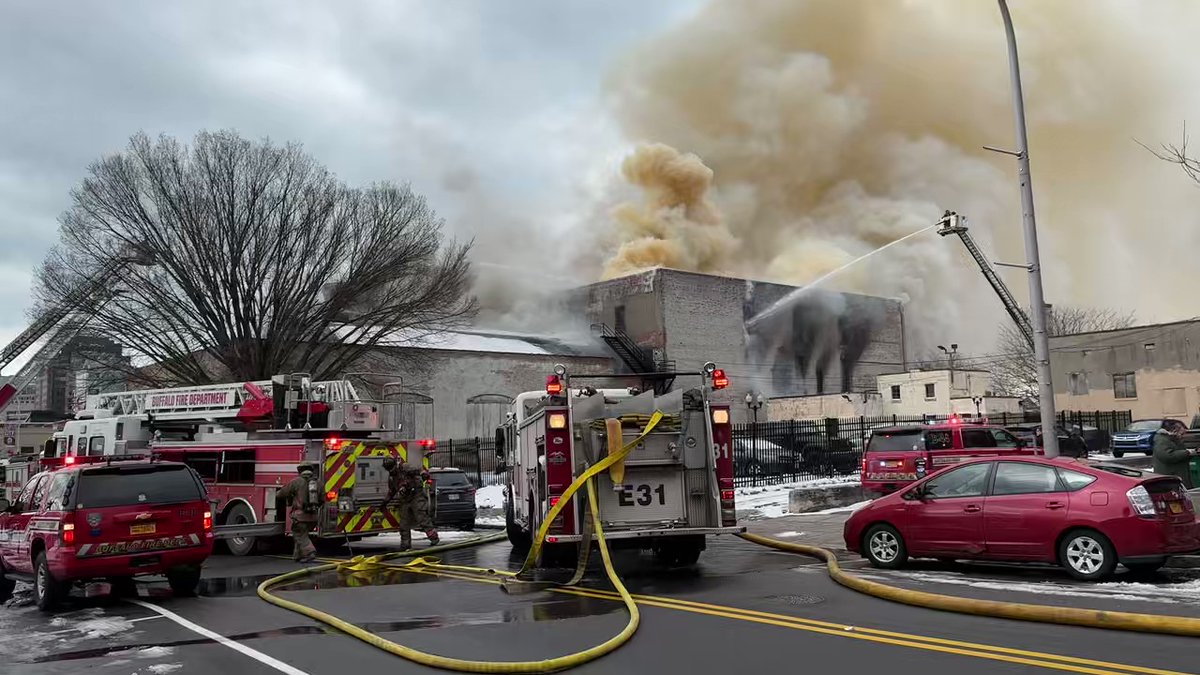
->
[[936, 210, 1035, 350], [0, 252, 150, 418]]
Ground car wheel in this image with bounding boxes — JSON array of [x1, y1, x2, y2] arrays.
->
[[34, 553, 67, 611], [108, 576, 138, 598], [1124, 560, 1166, 574], [0, 563, 15, 603], [863, 524, 907, 569], [654, 540, 704, 567], [1111, 450, 1124, 458], [167, 567, 202, 597], [221, 502, 257, 557], [1059, 529, 1117, 581]]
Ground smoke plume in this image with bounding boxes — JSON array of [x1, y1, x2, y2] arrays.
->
[[597, 0, 1200, 351]]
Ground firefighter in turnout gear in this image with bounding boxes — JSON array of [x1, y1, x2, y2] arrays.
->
[[278, 463, 324, 562], [381, 455, 438, 550]]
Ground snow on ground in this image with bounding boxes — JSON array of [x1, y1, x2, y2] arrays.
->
[[348, 530, 483, 550], [477, 515, 505, 527], [855, 570, 1200, 605], [735, 475, 862, 518], [476, 484, 505, 509], [794, 500, 873, 516]]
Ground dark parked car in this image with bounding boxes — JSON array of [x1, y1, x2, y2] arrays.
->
[[1004, 423, 1088, 458], [429, 468, 477, 530]]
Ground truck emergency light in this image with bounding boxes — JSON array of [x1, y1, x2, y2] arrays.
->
[[64, 456, 76, 465], [324, 436, 342, 449], [419, 439, 436, 449], [711, 369, 729, 390], [712, 409, 730, 424], [546, 374, 563, 395], [548, 413, 567, 429]]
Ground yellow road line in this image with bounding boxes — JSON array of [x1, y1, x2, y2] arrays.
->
[[363, 562, 1188, 675]]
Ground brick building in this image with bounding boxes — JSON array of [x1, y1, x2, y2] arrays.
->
[[573, 269, 907, 421]]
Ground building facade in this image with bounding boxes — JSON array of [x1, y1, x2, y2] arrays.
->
[[1050, 320, 1200, 422], [3, 335, 126, 421], [575, 269, 907, 421], [766, 369, 1020, 421]]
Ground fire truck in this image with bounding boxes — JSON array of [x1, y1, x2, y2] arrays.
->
[[45, 374, 435, 555], [496, 363, 743, 566]]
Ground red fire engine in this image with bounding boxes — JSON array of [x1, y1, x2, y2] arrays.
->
[[496, 363, 743, 566], [45, 374, 434, 554]]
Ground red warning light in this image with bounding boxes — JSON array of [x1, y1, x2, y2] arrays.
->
[[711, 369, 729, 390], [546, 374, 563, 395]]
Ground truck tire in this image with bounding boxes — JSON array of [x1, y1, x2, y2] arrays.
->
[[654, 538, 704, 567], [0, 563, 15, 603], [222, 502, 257, 557], [505, 497, 530, 549], [167, 567, 202, 597], [34, 553, 67, 611]]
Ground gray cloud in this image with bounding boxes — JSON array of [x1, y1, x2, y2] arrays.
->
[[0, 0, 703, 352]]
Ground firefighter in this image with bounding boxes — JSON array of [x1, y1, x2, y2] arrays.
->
[[380, 455, 439, 550], [278, 463, 324, 562]]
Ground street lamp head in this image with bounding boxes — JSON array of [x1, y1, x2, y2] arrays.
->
[[951, 343, 958, 352], [938, 345, 947, 353], [756, 393, 764, 406], [744, 392, 753, 405]]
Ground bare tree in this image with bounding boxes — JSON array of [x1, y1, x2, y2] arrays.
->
[[1141, 124, 1200, 185], [34, 130, 476, 386], [986, 306, 1135, 403]]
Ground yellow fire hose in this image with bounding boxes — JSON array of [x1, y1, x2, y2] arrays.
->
[[257, 411, 665, 673], [740, 532, 1200, 638]]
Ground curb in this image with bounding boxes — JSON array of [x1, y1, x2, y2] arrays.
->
[[739, 532, 1200, 637]]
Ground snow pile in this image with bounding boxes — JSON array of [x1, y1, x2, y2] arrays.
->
[[797, 500, 873, 516], [859, 571, 1200, 605], [476, 485, 505, 509], [735, 476, 862, 518], [148, 665, 184, 674]]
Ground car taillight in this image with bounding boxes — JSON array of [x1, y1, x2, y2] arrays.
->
[[720, 489, 735, 501], [1127, 485, 1157, 517], [62, 522, 75, 544], [549, 496, 561, 507], [203, 511, 213, 530]]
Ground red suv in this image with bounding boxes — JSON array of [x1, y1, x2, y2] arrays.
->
[[862, 422, 1033, 495], [846, 457, 1199, 580], [0, 459, 214, 610]]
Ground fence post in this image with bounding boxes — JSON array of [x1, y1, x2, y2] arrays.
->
[[751, 418, 759, 488]]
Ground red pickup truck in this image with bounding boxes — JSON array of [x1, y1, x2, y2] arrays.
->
[[861, 422, 1035, 495], [0, 459, 213, 610]]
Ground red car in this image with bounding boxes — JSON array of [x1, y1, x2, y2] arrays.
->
[[0, 459, 213, 610], [845, 456, 1198, 580], [861, 422, 1034, 496]]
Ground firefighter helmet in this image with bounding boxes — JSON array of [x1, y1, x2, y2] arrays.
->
[[382, 456, 397, 471]]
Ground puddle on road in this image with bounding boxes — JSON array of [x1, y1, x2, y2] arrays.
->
[[25, 594, 619, 664]]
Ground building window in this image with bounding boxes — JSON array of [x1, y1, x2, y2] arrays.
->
[[614, 305, 627, 333], [1068, 372, 1089, 396], [924, 383, 936, 399], [890, 385, 901, 400], [1113, 372, 1137, 399]]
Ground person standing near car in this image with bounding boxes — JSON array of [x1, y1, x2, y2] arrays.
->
[[1153, 420, 1194, 489], [278, 463, 323, 562], [381, 456, 439, 551]]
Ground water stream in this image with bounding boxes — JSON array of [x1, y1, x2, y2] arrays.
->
[[745, 224, 937, 328]]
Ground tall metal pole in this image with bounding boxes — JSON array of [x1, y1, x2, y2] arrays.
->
[[998, 0, 1059, 457]]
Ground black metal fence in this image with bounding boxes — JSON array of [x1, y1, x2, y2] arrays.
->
[[425, 409, 1134, 489], [425, 437, 503, 487]]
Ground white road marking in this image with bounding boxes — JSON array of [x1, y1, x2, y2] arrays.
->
[[129, 600, 310, 675]]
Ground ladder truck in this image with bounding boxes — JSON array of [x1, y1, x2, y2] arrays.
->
[[496, 363, 743, 567], [0, 251, 152, 419], [936, 210, 1035, 349], [42, 374, 436, 555]]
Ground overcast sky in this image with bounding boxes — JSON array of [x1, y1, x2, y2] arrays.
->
[[0, 1, 703, 364]]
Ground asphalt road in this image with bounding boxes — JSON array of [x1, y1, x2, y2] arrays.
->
[[3, 529, 1197, 675]]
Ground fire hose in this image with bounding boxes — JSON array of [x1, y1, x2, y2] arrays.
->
[[256, 411, 665, 673]]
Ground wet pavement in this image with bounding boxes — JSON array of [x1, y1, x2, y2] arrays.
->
[[4, 530, 1200, 675]]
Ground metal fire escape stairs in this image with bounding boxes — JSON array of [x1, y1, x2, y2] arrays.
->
[[590, 323, 676, 395], [936, 211, 1035, 350]]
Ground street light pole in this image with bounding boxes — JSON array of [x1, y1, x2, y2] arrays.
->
[[997, 0, 1059, 457], [745, 392, 764, 486]]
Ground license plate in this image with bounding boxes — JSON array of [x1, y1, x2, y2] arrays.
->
[[1170, 502, 1183, 514], [880, 461, 901, 468], [130, 523, 156, 535], [448, 494, 460, 501]]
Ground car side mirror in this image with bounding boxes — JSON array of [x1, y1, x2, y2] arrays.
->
[[902, 487, 927, 501], [0, 498, 10, 513], [494, 428, 506, 454]]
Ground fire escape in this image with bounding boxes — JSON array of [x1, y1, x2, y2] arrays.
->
[[590, 323, 676, 395]]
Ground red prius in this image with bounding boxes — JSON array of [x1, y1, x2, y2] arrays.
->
[[844, 456, 1198, 580]]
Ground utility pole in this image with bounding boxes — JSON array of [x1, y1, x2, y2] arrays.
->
[[995, 0, 1059, 457]]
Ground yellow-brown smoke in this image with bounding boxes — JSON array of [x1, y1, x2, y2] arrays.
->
[[599, 0, 1200, 349]]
